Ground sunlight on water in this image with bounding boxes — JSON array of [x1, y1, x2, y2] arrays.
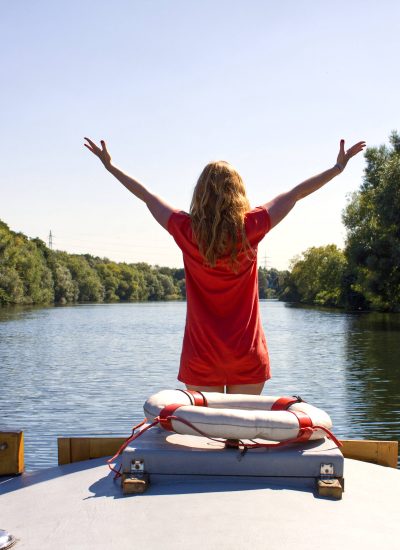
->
[[1, 301, 399, 470]]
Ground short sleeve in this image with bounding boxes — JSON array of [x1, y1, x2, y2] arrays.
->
[[167, 211, 192, 251], [245, 206, 271, 246]]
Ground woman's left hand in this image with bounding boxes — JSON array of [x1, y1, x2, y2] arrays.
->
[[336, 139, 366, 171]]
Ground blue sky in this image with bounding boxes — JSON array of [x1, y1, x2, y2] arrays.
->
[[1, 1, 399, 269]]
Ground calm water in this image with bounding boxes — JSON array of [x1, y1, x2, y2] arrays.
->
[[1, 301, 399, 470]]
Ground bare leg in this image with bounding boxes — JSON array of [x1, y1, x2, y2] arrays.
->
[[186, 384, 225, 393], [226, 382, 265, 395]]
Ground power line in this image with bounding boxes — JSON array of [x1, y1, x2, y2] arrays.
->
[[261, 251, 273, 270]]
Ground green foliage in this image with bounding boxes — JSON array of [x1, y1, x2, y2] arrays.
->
[[114, 264, 147, 301], [258, 267, 287, 298], [64, 254, 104, 302], [0, 219, 186, 306], [0, 265, 24, 304], [283, 245, 347, 307], [53, 262, 79, 303], [343, 131, 400, 311], [276, 270, 299, 302], [0, 221, 54, 305], [94, 263, 121, 302], [176, 278, 186, 299]]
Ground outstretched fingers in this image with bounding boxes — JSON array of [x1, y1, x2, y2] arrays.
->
[[84, 136, 112, 168], [84, 137, 101, 155], [346, 141, 366, 158], [100, 139, 109, 154]]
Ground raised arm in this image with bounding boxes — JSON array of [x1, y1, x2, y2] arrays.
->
[[84, 138, 178, 230], [264, 139, 366, 229]]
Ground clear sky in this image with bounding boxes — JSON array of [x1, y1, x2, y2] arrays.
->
[[1, 1, 399, 270]]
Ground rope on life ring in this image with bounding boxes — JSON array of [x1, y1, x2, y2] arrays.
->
[[107, 390, 341, 479]]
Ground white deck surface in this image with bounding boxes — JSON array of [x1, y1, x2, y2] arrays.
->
[[0, 457, 399, 549]]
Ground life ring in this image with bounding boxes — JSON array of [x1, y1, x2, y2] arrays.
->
[[107, 389, 340, 477], [144, 389, 336, 444]]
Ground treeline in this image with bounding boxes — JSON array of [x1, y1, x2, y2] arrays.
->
[[0, 222, 186, 305], [0, 220, 286, 306], [279, 132, 400, 312]]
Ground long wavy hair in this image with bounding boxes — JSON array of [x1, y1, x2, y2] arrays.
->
[[190, 160, 254, 270]]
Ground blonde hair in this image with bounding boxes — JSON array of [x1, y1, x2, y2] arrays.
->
[[190, 160, 254, 270]]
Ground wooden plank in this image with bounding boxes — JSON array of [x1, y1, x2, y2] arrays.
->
[[58, 437, 126, 465], [18, 432, 24, 473], [56, 436, 399, 469], [57, 438, 71, 465], [89, 437, 125, 460], [377, 441, 398, 468], [340, 439, 398, 468], [0, 431, 24, 475], [70, 438, 91, 463]]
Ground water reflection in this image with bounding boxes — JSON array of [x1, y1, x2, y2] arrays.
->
[[260, 302, 355, 437], [0, 303, 185, 470], [344, 312, 400, 441], [0, 302, 399, 470]]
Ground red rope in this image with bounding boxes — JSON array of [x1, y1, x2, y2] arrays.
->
[[161, 415, 342, 451], [311, 425, 343, 448], [107, 418, 157, 479], [167, 415, 309, 449], [131, 419, 148, 432], [107, 413, 342, 479]]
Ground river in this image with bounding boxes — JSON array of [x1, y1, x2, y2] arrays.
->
[[1, 300, 399, 470]]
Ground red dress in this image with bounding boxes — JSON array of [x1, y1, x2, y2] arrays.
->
[[167, 206, 271, 386]]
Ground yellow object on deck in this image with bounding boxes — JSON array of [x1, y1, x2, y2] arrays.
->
[[0, 431, 24, 475]]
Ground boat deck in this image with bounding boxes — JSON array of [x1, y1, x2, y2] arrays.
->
[[0, 457, 399, 549]]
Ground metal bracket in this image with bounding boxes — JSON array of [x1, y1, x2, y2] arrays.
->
[[320, 463, 335, 483], [131, 459, 145, 477]]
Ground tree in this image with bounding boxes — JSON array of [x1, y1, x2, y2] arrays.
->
[[258, 267, 269, 298], [176, 278, 186, 299], [258, 267, 286, 298], [94, 262, 121, 301], [0, 222, 54, 305], [0, 266, 24, 304], [53, 262, 78, 303], [343, 132, 400, 311], [117, 264, 147, 301], [286, 245, 347, 307], [276, 270, 299, 302], [65, 255, 104, 302]]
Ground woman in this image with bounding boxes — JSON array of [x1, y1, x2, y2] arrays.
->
[[84, 137, 366, 395]]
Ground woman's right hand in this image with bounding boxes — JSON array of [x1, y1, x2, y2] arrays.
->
[[336, 139, 366, 171], [84, 137, 112, 169]]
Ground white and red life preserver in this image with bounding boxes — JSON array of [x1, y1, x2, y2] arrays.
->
[[108, 389, 340, 477], [144, 389, 337, 445]]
